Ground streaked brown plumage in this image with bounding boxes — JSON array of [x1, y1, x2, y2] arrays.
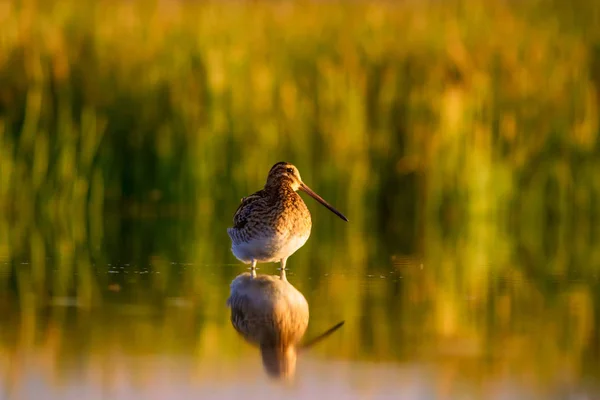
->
[[226, 271, 345, 380], [227, 162, 348, 272]]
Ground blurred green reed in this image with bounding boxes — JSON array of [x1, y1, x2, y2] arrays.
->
[[1, 0, 600, 388]]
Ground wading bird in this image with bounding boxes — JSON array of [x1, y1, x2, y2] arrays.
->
[[227, 162, 348, 273]]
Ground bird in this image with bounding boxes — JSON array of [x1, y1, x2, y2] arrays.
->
[[226, 271, 345, 380], [227, 161, 348, 273]]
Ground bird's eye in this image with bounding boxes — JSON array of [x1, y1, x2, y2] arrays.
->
[[286, 168, 294, 174]]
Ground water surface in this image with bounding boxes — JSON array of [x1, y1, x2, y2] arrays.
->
[[2, 208, 599, 400]]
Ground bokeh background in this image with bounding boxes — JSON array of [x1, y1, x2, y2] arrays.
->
[[1, 0, 600, 399]]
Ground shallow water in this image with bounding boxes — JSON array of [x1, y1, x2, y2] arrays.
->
[[2, 208, 599, 400]]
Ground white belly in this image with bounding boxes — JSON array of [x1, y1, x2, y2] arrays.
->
[[230, 232, 311, 264]]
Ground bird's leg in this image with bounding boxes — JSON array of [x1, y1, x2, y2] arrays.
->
[[278, 257, 288, 281], [250, 259, 257, 278]]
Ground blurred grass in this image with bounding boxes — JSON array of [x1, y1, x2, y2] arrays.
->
[[1, 0, 600, 395]]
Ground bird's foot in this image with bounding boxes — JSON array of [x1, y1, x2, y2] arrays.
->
[[277, 267, 287, 281], [248, 265, 258, 278], [248, 259, 258, 278]]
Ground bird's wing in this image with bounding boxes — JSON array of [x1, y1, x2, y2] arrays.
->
[[229, 300, 249, 334], [232, 190, 266, 229]]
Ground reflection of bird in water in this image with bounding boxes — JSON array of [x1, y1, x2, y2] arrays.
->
[[227, 162, 348, 274], [226, 271, 344, 380]]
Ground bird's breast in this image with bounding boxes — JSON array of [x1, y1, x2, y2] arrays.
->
[[273, 193, 312, 236]]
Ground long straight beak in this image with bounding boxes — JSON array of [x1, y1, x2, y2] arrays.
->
[[299, 182, 348, 222]]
